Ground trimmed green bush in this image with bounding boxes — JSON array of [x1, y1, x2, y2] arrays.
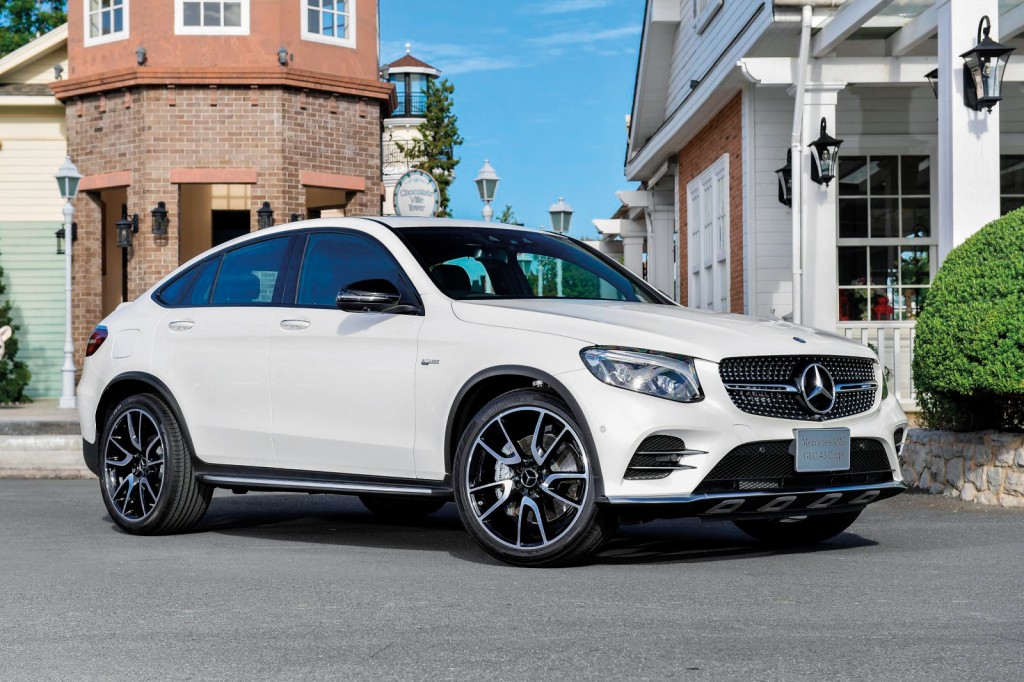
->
[[913, 208, 1024, 431], [0, 261, 31, 403]]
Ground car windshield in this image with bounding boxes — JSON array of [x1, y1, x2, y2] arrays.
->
[[395, 226, 667, 303]]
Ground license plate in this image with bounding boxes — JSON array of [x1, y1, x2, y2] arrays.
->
[[793, 428, 851, 472]]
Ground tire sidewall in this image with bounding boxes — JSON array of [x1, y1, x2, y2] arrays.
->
[[99, 393, 186, 534], [453, 389, 601, 566]]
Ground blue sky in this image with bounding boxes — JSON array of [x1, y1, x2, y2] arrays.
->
[[380, 0, 645, 238]]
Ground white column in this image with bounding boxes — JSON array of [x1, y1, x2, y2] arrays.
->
[[645, 179, 676, 296], [937, 0, 1001, 262], [59, 199, 76, 409], [800, 83, 845, 332], [621, 234, 645, 278]]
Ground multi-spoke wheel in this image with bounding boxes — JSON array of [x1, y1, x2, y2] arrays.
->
[[733, 510, 862, 546], [100, 393, 212, 535], [453, 389, 617, 567]]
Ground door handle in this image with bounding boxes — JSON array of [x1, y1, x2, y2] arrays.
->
[[168, 320, 194, 331], [279, 319, 310, 331]]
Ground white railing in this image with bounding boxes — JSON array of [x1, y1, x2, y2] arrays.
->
[[837, 322, 918, 412]]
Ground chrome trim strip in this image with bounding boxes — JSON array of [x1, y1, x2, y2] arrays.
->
[[605, 480, 907, 505], [724, 383, 799, 393], [626, 465, 697, 471], [633, 449, 707, 457], [198, 474, 435, 495], [835, 381, 879, 393]]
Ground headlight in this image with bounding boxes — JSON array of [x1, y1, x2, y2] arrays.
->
[[580, 347, 703, 403]]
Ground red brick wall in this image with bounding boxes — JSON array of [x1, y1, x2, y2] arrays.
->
[[677, 93, 744, 314], [66, 85, 382, 365]]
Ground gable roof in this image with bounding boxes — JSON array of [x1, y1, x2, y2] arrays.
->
[[0, 23, 67, 81]]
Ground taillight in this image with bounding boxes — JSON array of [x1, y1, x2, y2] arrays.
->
[[86, 326, 108, 357]]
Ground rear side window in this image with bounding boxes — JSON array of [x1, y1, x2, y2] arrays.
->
[[211, 237, 290, 306], [157, 267, 199, 306], [296, 233, 412, 307], [155, 256, 220, 307]]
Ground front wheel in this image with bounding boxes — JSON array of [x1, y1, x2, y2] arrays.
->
[[99, 393, 212, 535], [453, 389, 617, 567], [732, 510, 862, 546]]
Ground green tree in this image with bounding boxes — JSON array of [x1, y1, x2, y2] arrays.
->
[[0, 1, 66, 57], [0, 262, 31, 403], [397, 78, 463, 217], [496, 205, 520, 225]]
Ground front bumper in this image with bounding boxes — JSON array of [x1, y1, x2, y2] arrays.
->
[[556, 359, 908, 503]]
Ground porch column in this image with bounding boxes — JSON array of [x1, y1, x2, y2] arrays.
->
[[799, 83, 845, 331], [937, 0, 1001, 262], [645, 178, 676, 297], [621, 234, 646, 278]]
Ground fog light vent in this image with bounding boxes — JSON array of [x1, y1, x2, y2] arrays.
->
[[624, 435, 706, 481], [893, 427, 906, 456]]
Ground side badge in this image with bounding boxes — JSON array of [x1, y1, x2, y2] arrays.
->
[[421, 358, 440, 366], [793, 337, 807, 344]]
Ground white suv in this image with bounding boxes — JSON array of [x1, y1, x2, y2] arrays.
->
[[78, 218, 907, 566]]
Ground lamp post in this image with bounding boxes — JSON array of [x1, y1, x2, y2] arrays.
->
[[54, 156, 82, 409], [548, 197, 573, 296], [474, 160, 500, 222]]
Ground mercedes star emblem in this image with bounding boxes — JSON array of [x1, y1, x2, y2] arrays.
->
[[799, 363, 837, 414]]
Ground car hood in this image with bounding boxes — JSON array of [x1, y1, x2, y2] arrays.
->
[[451, 299, 874, 364]]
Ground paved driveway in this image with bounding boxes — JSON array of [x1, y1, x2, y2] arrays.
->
[[1, 481, 1022, 680]]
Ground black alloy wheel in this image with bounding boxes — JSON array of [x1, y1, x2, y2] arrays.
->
[[100, 393, 211, 534]]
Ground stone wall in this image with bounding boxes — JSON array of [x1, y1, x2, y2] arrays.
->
[[902, 429, 1024, 508]]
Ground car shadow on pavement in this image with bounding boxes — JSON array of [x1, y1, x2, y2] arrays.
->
[[177, 492, 877, 567]]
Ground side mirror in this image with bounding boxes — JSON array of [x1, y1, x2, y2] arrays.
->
[[337, 279, 411, 313]]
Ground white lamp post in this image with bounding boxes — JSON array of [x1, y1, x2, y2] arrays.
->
[[54, 156, 82, 409], [474, 160, 500, 222], [548, 197, 573, 296]]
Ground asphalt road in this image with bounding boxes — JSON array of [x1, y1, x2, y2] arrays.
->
[[1, 481, 1022, 681]]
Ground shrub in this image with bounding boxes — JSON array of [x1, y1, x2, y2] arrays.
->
[[913, 208, 1024, 431], [0, 262, 30, 403]]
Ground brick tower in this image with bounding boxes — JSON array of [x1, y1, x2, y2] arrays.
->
[[51, 0, 394, 361]]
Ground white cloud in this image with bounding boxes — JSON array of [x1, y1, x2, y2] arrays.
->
[[536, 0, 617, 14], [526, 25, 640, 48]]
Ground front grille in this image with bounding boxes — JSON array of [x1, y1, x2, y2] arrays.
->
[[624, 435, 694, 481], [693, 438, 893, 494], [719, 355, 877, 421]]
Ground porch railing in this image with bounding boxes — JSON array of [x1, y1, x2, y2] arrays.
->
[[837, 322, 918, 412]]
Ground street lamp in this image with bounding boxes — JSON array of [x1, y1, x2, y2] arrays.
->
[[809, 117, 843, 187], [549, 197, 573, 234], [54, 156, 82, 409], [474, 160, 500, 222], [961, 15, 1015, 113]]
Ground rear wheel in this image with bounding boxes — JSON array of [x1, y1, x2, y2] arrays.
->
[[100, 393, 212, 535], [359, 494, 447, 520], [732, 510, 862, 546], [453, 389, 617, 567]]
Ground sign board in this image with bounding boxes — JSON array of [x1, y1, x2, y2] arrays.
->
[[394, 169, 440, 218]]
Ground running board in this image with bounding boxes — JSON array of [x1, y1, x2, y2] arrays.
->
[[194, 466, 452, 498]]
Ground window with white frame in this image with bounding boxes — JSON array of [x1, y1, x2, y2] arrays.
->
[[836, 155, 935, 322], [302, 0, 355, 48], [686, 155, 729, 312], [85, 0, 128, 47], [176, 1, 249, 35], [1000, 155, 1024, 214], [694, 0, 723, 34]]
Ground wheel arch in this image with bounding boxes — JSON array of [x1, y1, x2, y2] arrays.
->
[[91, 372, 198, 475], [444, 366, 605, 496]]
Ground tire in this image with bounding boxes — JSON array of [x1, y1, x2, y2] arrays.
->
[[732, 510, 862, 546], [359, 494, 447, 520], [99, 393, 212, 535], [453, 389, 617, 567]]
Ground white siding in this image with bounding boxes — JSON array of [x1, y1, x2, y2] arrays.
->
[[0, 117, 67, 223], [751, 87, 794, 319], [1, 47, 67, 85]]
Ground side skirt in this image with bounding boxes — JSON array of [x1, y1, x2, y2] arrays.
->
[[193, 463, 453, 498]]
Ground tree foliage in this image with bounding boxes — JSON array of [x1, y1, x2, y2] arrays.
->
[[496, 205, 520, 225], [0, 262, 31, 403], [912, 208, 1024, 431], [397, 78, 463, 217], [0, 1, 66, 57]]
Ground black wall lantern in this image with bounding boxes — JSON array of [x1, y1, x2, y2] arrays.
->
[[926, 68, 939, 99], [257, 201, 275, 229], [116, 208, 139, 249], [961, 15, 1015, 112], [775, 149, 793, 207], [809, 118, 843, 187], [55, 222, 77, 255], [151, 201, 169, 237]]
